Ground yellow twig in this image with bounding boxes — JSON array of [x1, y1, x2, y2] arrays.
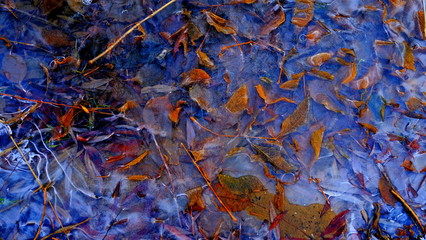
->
[[39, 218, 90, 240], [89, 0, 178, 64]]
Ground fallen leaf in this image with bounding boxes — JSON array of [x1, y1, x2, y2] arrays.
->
[[196, 49, 215, 68], [251, 143, 298, 173], [118, 100, 139, 113], [401, 159, 416, 172], [255, 84, 295, 104], [186, 187, 206, 212], [278, 97, 310, 138], [378, 175, 397, 206], [341, 62, 357, 84], [405, 97, 423, 111], [180, 69, 211, 86], [280, 72, 304, 90], [120, 151, 149, 170], [309, 69, 335, 80], [358, 122, 378, 134], [1, 54, 27, 83], [205, 11, 237, 35], [218, 174, 265, 196], [127, 175, 150, 181], [403, 41, 416, 71], [291, 0, 314, 28], [307, 53, 333, 67], [225, 84, 248, 113], [269, 211, 288, 231], [311, 126, 325, 160], [168, 106, 182, 124], [260, 5, 286, 35], [321, 210, 349, 239], [228, 0, 256, 4]]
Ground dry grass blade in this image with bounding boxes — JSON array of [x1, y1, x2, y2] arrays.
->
[[390, 189, 425, 235], [89, 0, 178, 64]]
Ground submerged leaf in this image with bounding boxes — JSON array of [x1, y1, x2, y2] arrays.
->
[[260, 5, 286, 35], [205, 12, 237, 35], [403, 41, 416, 71], [278, 97, 310, 137], [310, 126, 325, 160], [378, 175, 397, 206], [341, 62, 357, 84], [226, 84, 248, 113], [180, 69, 211, 86], [307, 52, 333, 67], [218, 174, 265, 196], [186, 187, 206, 212], [291, 0, 314, 28], [251, 143, 297, 173], [196, 49, 215, 68], [1, 54, 27, 83]]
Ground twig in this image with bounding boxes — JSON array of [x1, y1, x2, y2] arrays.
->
[[390, 189, 425, 236], [39, 218, 90, 240], [181, 143, 238, 222], [89, 0, 178, 64]]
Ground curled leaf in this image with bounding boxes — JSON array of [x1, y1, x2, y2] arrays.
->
[[341, 62, 357, 84], [260, 5, 286, 35], [309, 69, 334, 80], [196, 49, 215, 68], [205, 11, 237, 35], [180, 69, 211, 87], [291, 0, 314, 28]]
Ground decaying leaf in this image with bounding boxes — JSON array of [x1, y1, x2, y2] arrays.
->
[[280, 72, 304, 90], [278, 97, 310, 137], [311, 126, 325, 160], [309, 69, 335, 81], [180, 69, 211, 87], [205, 11, 237, 35], [378, 175, 397, 206], [218, 174, 265, 196], [1, 54, 27, 83], [406, 97, 423, 111], [127, 175, 150, 181], [321, 210, 349, 239], [403, 41, 416, 71], [259, 5, 286, 35], [255, 84, 295, 104], [186, 187, 206, 212], [291, 0, 314, 28], [341, 62, 357, 84], [307, 53, 333, 67], [401, 159, 416, 172], [225, 84, 248, 113], [251, 143, 298, 173], [196, 49, 215, 68], [417, 11, 426, 39]]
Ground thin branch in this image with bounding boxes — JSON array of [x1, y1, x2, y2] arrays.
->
[[181, 143, 238, 222], [89, 0, 178, 64]]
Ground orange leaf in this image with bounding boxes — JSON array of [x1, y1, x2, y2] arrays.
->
[[255, 84, 267, 102], [291, 0, 314, 28], [260, 5, 286, 35], [406, 97, 423, 111], [307, 52, 333, 67], [169, 106, 182, 124], [205, 12, 237, 35], [80, 105, 90, 114], [341, 62, 357, 84], [196, 49, 215, 68], [226, 85, 248, 113], [121, 151, 149, 169], [401, 159, 416, 172], [229, 0, 256, 4], [403, 41, 416, 71], [358, 122, 378, 134], [278, 97, 309, 138], [309, 69, 334, 80], [310, 126, 325, 160], [180, 69, 211, 86], [186, 187, 206, 212], [127, 175, 150, 181], [105, 154, 126, 164], [118, 100, 138, 113], [269, 211, 288, 231]]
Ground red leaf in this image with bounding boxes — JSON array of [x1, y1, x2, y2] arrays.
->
[[321, 209, 349, 238], [269, 211, 287, 231]]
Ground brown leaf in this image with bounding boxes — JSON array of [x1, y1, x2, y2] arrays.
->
[[358, 122, 378, 134], [321, 210, 349, 239], [418, 11, 426, 39], [42, 28, 72, 47], [168, 106, 182, 124], [38, 0, 64, 14], [341, 62, 357, 84], [251, 143, 298, 173], [280, 72, 304, 90], [401, 159, 416, 172], [226, 84, 248, 113], [120, 151, 149, 170], [406, 97, 423, 111], [291, 0, 314, 28], [269, 211, 288, 231], [255, 85, 295, 104], [307, 53, 333, 67], [196, 49, 215, 68], [218, 174, 265, 196], [228, 0, 257, 4], [309, 69, 335, 80], [278, 97, 310, 138], [260, 5, 286, 35], [1, 54, 27, 83], [186, 187, 206, 212], [180, 69, 211, 87], [311, 126, 325, 160], [378, 175, 397, 206], [213, 182, 251, 212], [403, 41, 416, 71], [205, 12, 237, 35]]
